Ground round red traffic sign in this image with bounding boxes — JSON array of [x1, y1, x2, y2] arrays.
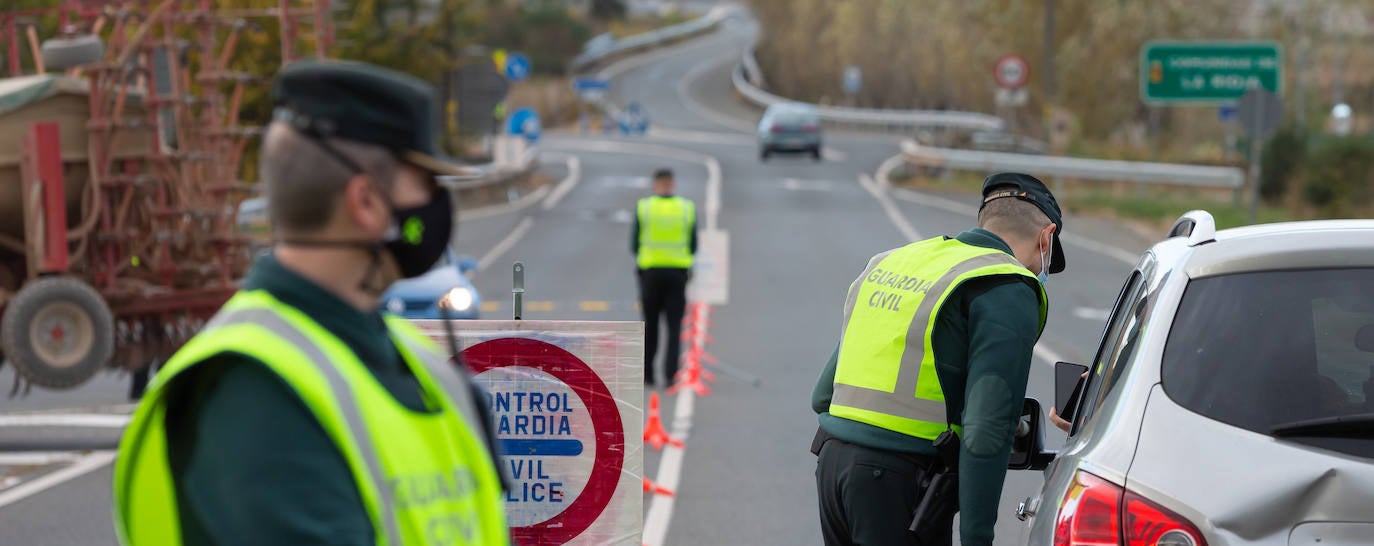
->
[[463, 337, 625, 545], [995, 54, 1030, 90]]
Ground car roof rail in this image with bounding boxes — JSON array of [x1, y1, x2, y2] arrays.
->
[[1166, 210, 1217, 246]]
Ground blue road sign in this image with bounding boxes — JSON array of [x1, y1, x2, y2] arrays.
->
[[505, 53, 531, 82], [507, 107, 541, 143], [1219, 105, 1237, 122], [572, 77, 610, 93], [843, 65, 862, 95]]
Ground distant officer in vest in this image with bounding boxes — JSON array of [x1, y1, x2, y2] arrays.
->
[[632, 168, 698, 387], [811, 173, 1064, 546], [113, 60, 510, 545]]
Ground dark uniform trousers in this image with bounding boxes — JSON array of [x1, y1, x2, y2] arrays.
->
[[816, 436, 956, 546], [639, 267, 689, 385]]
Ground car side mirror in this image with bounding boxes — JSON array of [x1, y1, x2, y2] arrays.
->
[[457, 256, 478, 276], [1009, 398, 1056, 471]]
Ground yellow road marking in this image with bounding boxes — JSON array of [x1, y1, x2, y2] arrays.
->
[[480, 301, 500, 313], [579, 300, 610, 311], [526, 301, 555, 312]]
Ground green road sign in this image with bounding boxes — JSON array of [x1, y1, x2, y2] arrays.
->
[[1141, 41, 1282, 104]]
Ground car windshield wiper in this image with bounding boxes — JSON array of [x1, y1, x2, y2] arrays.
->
[[1271, 412, 1374, 437]]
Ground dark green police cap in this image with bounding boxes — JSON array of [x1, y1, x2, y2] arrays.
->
[[979, 172, 1066, 273]]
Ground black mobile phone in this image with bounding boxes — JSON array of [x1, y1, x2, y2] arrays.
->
[[1054, 361, 1089, 423]]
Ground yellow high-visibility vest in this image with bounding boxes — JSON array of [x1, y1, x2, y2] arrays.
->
[[830, 237, 1047, 440], [636, 196, 695, 269], [113, 290, 510, 546]]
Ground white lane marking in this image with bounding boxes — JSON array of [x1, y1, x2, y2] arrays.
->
[[859, 174, 921, 242], [643, 305, 710, 546], [822, 148, 849, 162], [545, 139, 723, 232], [541, 155, 583, 211], [0, 414, 130, 428], [475, 217, 534, 273], [1060, 233, 1141, 266], [0, 452, 85, 466], [676, 53, 756, 133], [460, 185, 550, 223], [782, 178, 831, 191], [0, 450, 117, 509], [1073, 307, 1111, 321], [877, 154, 1141, 266], [705, 156, 722, 232]]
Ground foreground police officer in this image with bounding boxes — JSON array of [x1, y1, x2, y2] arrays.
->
[[632, 169, 698, 387], [113, 60, 509, 545], [812, 173, 1064, 546]]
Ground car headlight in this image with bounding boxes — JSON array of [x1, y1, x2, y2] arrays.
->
[[386, 298, 406, 314], [438, 287, 474, 311]]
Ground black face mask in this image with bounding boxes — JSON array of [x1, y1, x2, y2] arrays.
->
[[384, 188, 453, 279], [280, 126, 456, 287]]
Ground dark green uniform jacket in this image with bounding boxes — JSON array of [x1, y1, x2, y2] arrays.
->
[[812, 229, 1043, 546], [161, 253, 495, 545]]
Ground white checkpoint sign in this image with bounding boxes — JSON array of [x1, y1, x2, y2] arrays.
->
[[413, 320, 644, 545]]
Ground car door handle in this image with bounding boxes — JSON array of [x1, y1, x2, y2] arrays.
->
[[1016, 497, 1040, 521]]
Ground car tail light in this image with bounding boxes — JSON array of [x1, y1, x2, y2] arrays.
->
[[770, 125, 784, 133], [1053, 471, 1207, 546], [802, 123, 819, 132]]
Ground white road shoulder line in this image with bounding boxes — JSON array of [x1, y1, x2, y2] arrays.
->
[[476, 217, 534, 273], [541, 156, 583, 211], [676, 54, 756, 133], [642, 305, 709, 546], [0, 452, 85, 466], [0, 450, 117, 509], [877, 154, 1141, 266], [859, 174, 921, 242], [0, 414, 130, 428]]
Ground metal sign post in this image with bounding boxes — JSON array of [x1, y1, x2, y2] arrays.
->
[[512, 262, 525, 320], [1238, 88, 1282, 225]]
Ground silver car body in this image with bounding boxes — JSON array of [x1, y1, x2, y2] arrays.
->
[[1024, 213, 1374, 546], [757, 103, 822, 159]]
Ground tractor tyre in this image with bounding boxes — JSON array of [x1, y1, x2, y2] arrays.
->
[[1, 277, 114, 390]]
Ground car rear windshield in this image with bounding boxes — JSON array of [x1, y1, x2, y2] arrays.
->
[[772, 112, 817, 126], [1163, 268, 1374, 438]]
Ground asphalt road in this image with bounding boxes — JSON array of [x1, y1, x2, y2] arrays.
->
[[0, 11, 1153, 546]]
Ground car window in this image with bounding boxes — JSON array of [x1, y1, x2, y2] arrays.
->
[[1073, 271, 1145, 434], [1163, 268, 1374, 452]]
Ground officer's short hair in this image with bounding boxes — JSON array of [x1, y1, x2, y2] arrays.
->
[[260, 122, 400, 232], [653, 168, 674, 181], [978, 185, 1052, 239]]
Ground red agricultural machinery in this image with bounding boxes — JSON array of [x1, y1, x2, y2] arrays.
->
[[0, 1, 332, 396]]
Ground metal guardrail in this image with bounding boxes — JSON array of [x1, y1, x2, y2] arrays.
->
[[732, 48, 1006, 132], [901, 140, 1245, 189], [571, 6, 734, 72]]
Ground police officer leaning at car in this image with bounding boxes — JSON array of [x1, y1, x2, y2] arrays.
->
[[812, 172, 1065, 546], [112, 60, 510, 546]]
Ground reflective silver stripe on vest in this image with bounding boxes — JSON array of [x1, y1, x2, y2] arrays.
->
[[839, 249, 896, 336], [389, 332, 489, 443], [204, 309, 404, 546], [833, 252, 1025, 425]]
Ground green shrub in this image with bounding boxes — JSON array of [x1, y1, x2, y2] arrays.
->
[[1301, 136, 1374, 215], [1259, 126, 1306, 203]]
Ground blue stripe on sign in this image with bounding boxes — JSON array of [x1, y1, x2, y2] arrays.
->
[[501, 439, 585, 456]]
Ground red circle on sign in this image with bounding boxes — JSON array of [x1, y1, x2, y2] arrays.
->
[[463, 337, 624, 545], [995, 54, 1030, 89]]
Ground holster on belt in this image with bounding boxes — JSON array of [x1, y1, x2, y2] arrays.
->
[[908, 429, 960, 534]]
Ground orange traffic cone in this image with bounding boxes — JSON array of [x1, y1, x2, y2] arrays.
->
[[643, 392, 683, 450], [668, 362, 711, 397], [643, 477, 675, 496]]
